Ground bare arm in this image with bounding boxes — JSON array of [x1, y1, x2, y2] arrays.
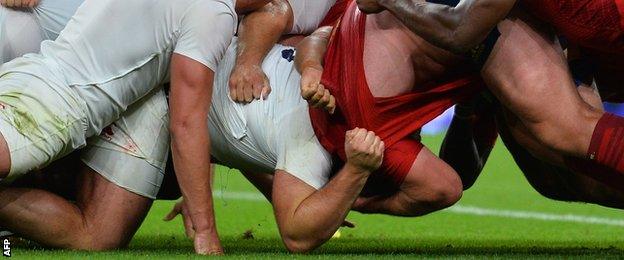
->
[[169, 54, 221, 255], [229, 0, 293, 102], [295, 26, 332, 74], [359, 0, 516, 54], [1, 0, 38, 8], [273, 129, 385, 253], [295, 26, 336, 113]]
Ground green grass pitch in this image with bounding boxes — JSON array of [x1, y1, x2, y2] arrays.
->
[[9, 135, 624, 258]]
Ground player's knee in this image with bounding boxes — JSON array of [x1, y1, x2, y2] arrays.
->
[[426, 180, 463, 210], [64, 225, 128, 251], [405, 178, 463, 214], [524, 107, 599, 156]]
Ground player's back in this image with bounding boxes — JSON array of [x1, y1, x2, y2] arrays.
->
[[209, 39, 326, 176], [0, 0, 236, 134], [363, 11, 468, 97], [40, 0, 231, 87]]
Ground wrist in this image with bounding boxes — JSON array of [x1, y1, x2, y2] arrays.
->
[[301, 62, 323, 73], [343, 162, 373, 176]]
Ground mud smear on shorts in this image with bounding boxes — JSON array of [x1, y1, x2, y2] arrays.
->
[[0, 92, 71, 145]]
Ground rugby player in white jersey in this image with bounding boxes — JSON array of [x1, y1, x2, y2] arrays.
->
[[167, 0, 468, 253], [0, 0, 83, 62], [0, 0, 272, 254]]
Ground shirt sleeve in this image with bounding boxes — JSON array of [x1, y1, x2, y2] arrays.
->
[[174, 1, 237, 72], [275, 105, 332, 189], [287, 0, 334, 35]]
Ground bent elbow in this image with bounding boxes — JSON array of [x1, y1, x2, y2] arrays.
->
[[283, 236, 324, 254]]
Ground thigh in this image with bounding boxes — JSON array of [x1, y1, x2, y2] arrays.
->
[[0, 73, 88, 179], [482, 9, 600, 155], [76, 164, 152, 247], [399, 146, 463, 197]]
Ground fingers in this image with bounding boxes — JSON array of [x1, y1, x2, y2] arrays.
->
[[243, 81, 253, 103], [327, 95, 336, 114], [182, 205, 195, 238], [194, 232, 224, 255], [302, 82, 336, 113], [229, 66, 270, 103], [341, 220, 356, 228], [163, 202, 183, 221]]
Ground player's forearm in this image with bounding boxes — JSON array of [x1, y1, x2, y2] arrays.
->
[[295, 27, 332, 73], [170, 121, 217, 235], [236, 0, 292, 67], [378, 0, 514, 54], [282, 164, 370, 252]]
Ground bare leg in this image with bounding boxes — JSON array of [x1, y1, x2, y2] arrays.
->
[[0, 131, 10, 178], [482, 10, 602, 158], [499, 84, 624, 209], [0, 163, 151, 250], [353, 147, 462, 216]]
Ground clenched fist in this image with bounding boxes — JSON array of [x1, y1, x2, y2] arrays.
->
[[344, 128, 385, 173], [229, 64, 271, 103], [300, 66, 336, 114], [1, 0, 38, 8]]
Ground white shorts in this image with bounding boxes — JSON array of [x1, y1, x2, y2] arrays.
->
[[0, 71, 89, 178], [0, 69, 169, 199], [0, 1, 167, 199], [81, 88, 169, 199]]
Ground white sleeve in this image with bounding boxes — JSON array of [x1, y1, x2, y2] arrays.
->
[[287, 0, 335, 35], [275, 105, 332, 189], [174, 1, 237, 72]]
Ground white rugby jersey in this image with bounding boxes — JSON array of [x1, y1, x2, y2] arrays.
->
[[209, 38, 332, 189]]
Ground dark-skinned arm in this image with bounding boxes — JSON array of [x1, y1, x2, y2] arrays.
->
[[358, 0, 516, 54]]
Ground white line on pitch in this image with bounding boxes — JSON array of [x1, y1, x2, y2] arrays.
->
[[214, 190, 624, 227]]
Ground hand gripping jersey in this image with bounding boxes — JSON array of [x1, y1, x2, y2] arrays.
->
[[309, 1, 483, 187]]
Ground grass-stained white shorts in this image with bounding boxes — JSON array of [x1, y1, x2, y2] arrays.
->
[[0, 69, 169, 199], [81, 89, 170, 199]]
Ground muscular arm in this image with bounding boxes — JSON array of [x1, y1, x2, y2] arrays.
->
[[374, 0, 516, 54], [272, 129, 384, 253], [1, 0, 38, 8], [169, 54, 221, 255], [294, 26, 332, 73], [229, 0, 293, 102]]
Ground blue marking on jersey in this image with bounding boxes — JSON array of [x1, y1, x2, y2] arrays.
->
[[282, 49, 295, 62]]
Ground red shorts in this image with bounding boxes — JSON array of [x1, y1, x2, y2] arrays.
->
[[361, 138, 424, 195], [523, 0, 624, 55]]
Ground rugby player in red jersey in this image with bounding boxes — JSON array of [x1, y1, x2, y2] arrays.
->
[[355, 0, 624, 191]]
